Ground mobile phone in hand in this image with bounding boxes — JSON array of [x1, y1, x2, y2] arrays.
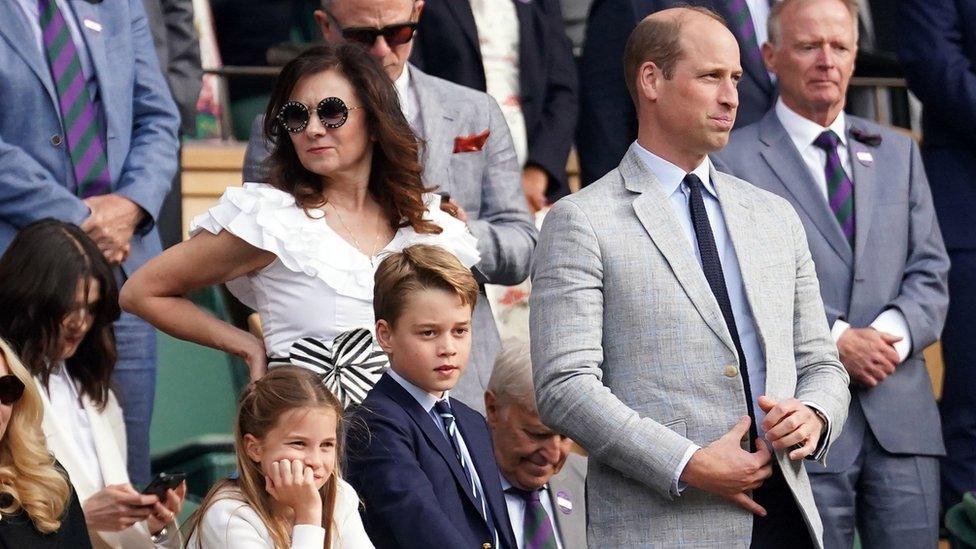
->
[[141, 471, 186, 503]]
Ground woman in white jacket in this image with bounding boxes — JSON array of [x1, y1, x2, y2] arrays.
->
[[186, 366, 373, 548], [0, 220, 185, 549]]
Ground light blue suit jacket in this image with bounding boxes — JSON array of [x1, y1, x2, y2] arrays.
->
[[0, 0, 180, 274], [715, 110, 949, 472]]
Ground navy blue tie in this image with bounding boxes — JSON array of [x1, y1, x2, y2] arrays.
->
[[684, 173, 758, 448]]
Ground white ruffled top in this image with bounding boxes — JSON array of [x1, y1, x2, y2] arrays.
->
[[190, 183, 480, 358]]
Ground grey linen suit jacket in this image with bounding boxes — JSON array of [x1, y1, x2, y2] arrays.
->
[[714, 111, 949, 473], [529, 146, 852, 548], [549, 453, 587, 549], [243, 64, 537, 413]]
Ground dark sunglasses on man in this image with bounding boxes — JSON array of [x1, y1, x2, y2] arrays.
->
[[323, 10, 418, 48], [0, 375, 25, 405], [277, 97, 362, 133]]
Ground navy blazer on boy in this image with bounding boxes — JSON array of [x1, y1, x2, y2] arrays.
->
[[347, 373, 516, 549]]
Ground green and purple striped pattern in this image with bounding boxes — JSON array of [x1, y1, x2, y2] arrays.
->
[[39, 0, 110, 197], [814, 130, 856, 244]]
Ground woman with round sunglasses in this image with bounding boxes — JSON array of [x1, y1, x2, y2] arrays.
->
[[0, 220, 186, 549], [0, 337, 92, 547], [121, 43, 478, 404]]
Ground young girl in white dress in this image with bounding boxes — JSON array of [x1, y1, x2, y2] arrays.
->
[[121, 44, 478, 404], [186, 366, 373, 548]]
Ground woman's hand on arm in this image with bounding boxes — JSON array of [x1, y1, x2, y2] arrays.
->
[[119, 230, 275, 379]]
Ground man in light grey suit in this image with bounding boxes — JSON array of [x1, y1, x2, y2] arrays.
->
[[531, 7, 851, 547], [714, 0, 949, 546], [242, 0, 537, 412], [485, 340, 587, 549]]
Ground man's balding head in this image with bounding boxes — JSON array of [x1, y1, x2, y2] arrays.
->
[[625, 8, 742, 170], [623, 7, 728, 107]]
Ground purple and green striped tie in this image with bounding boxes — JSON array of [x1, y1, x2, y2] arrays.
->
[[813, 130, 856, 245], [507, 486, 558, 549], [39, 0, 111, 198], [728, 0, 763, 65]]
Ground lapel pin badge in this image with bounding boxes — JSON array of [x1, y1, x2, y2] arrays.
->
[[556, 490, 573, 515], [856, 151, 873, 166], [83, 19, 103, 33]]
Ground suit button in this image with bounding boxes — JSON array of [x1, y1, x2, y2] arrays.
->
[[482, 544, 492, 549], [50, 134, 63, 147], [724, 365, 738, 377]]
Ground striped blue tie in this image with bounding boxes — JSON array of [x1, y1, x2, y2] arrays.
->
[[434, 400, 496, 543]]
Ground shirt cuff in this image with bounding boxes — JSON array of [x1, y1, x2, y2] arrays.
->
[[870, 308, 912, 362], [830, 319, 851, 343], [672, 444, 701, 496], [291, 525, 326, 548], [801, 401, 831, 462]]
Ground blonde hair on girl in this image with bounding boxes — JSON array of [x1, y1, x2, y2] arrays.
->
[[0, 337, 72, 533], [186, 366, 345, 548]]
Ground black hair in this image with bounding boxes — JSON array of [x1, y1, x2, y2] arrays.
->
[[0, 219, 119, 409]]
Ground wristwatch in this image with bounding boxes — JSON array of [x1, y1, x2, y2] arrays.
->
[[150, 527, 168, 544]]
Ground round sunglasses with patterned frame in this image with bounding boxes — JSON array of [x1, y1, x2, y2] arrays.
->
[[277, 97, 363, 133]]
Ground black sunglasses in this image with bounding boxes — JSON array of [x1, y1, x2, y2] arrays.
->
[[0, 375, 24, 406], [340, 22, 418, 48], [277, 97, 362, 133]]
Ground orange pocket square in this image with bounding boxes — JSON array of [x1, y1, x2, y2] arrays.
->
[[453, 129, 491, 153]]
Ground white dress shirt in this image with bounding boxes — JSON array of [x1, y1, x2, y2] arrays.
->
[[394, 66, 421, 131], [501, 477, 563, 549], [775, 99, 913, 361]]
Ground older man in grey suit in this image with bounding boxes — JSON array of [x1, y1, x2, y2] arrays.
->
[[485, 340, 587, 549], [531, 7, 851, 548], [714, 1, 949, 547], [242, 0, 536, 412]]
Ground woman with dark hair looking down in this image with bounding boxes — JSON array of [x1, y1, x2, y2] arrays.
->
[[0, 219, 185, 548], [121, 44, 478, 405]]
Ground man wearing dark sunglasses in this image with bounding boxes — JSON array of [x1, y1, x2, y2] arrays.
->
[[242, 0, 537, 416]]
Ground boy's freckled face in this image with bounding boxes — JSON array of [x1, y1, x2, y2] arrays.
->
[[377, 288, 473, 396]]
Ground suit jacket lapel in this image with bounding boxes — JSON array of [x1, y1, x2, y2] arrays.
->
[[758, 111, 854, 267], [377, 376, 483, 514], [0, 1, 59, 110], [444, 0, 480, 53], [453, 402, 517, 549], [34, 378, 99, 503], [714, 170, 771, 366], [84, 395, 129, 487], [622, 149, 737, 356], [411, 66, 457, 196], [846, 120, 878, 274]]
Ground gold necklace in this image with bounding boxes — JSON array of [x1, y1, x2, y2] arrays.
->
[[328, 202, 384, 266]]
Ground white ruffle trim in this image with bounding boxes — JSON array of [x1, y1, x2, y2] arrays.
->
[[189, 183, 480, 302]]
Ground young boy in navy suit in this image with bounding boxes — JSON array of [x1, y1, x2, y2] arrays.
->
[[347, 244, 516, 549]]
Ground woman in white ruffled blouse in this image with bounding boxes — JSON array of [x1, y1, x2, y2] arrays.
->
[[121, 44, 478, 404]]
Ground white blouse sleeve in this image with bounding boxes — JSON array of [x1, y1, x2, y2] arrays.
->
[[193, 498, 326, 549], [412, 194, 482, 269], [332, 479, 374, 548]]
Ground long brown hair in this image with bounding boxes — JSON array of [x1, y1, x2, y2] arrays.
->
[[185, 367, 345, 548], [0, 219, 118, 410], [263, 43, 441, 235]]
